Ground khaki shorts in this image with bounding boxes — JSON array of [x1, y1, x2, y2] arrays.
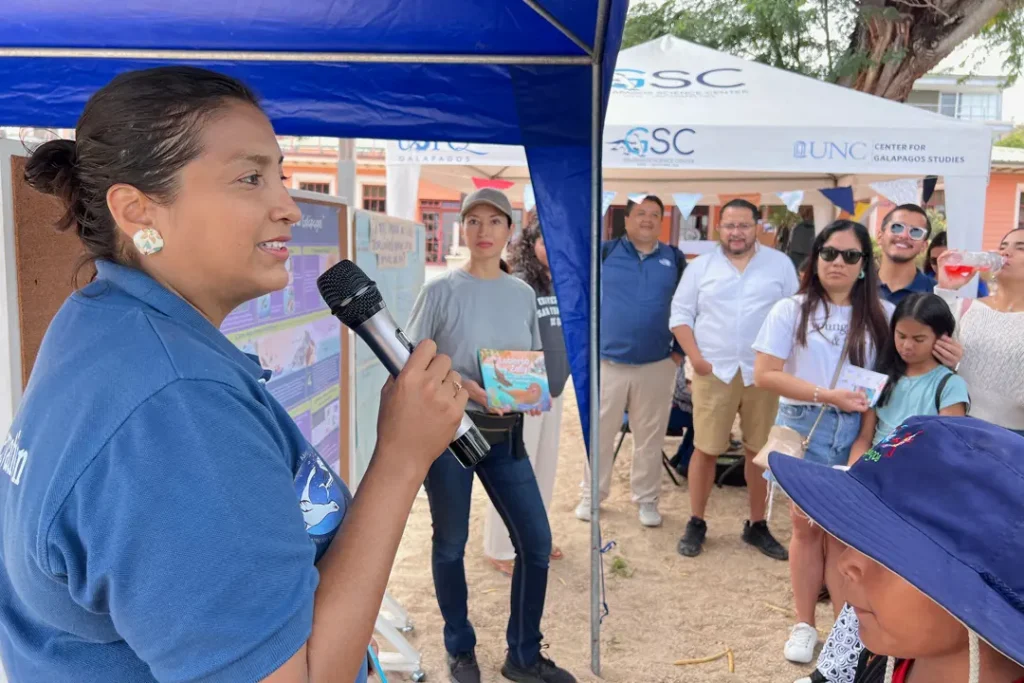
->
[[691, 371, 779, 456]]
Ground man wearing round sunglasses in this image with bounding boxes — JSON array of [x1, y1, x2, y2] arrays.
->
[[876, 204, 936, 304], [877, 204, 962, 370]]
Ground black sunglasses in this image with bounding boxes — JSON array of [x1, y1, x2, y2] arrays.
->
[[820, 247, 866, 265]]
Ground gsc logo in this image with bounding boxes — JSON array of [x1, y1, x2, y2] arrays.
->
[[793, 141, 868, 161], [609, 127, 696, 157], [612, 68, 745, 90], [396, 141, 487, 156]]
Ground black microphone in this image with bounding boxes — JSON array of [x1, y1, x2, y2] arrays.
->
[[317, 260, 490, 468]]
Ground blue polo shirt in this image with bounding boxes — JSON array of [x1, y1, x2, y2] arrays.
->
[[601, 238, 683, 364], [879, 269, 936, 305], [881, 269, 989, 305], [0, 262, 366, 683]]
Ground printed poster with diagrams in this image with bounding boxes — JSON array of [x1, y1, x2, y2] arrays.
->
[[352, 211, 425, 486], [220, 201, 343, 472]]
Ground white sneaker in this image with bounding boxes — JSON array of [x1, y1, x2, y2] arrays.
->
[[575, 495, 592, 522], [638, 502, 662, 527], [784, 622, 819, 664]]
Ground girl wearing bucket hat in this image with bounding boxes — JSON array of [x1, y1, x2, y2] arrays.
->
[[771, 415, 1024, 683]]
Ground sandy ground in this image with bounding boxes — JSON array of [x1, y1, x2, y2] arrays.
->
[[385, 383, 836, 683]]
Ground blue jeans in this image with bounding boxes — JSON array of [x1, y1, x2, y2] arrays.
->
[[775, 403, 861, 467], [424, 440, 552, 667]]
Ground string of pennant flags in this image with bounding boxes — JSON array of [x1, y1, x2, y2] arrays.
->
[[515, 176, 939, 219]]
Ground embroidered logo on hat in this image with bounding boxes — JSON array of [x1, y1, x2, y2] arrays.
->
[[863, 426, 924, 462]]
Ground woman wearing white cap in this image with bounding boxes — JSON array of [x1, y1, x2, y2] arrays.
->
[[407, 189, 575, 683]]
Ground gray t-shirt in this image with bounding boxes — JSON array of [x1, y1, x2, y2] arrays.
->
[[406, 269, 542, 411]]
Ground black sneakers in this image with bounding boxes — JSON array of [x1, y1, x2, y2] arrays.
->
[[678, 518, 788, 560], [677, 516, 708, 557], [501, 654, 576, 683], [448, 652, 482, 683], [743, 520, 789, 561]]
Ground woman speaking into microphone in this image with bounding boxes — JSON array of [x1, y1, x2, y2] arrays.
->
[[2, 67, 466, 683]]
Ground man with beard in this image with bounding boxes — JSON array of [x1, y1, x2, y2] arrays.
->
[[876, 204, 939, 305], [876, 204, 962, 369], [671, 199, 798, 559]]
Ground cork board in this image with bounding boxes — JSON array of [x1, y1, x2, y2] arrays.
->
[[9, 155, 88, 389]]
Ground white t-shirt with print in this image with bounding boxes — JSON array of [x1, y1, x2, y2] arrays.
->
[[752, 295, 894, 405]]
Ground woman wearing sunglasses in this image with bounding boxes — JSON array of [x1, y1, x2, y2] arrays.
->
[[754, 220, 892, 665]]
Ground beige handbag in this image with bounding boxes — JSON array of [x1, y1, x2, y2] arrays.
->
[[753, 334, 852, 470]]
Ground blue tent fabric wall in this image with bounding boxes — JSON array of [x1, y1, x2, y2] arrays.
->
[[0, 0, 629, 449]]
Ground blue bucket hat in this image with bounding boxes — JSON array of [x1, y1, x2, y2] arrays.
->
[[770, 415, 1024, 668]]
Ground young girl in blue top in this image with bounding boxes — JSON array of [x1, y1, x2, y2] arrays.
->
[[6, 66, 467, 683], [849, 293, 969, 463]]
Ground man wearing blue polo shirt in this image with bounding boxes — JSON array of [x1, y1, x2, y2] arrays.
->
[[877, 203, 963, 369], [876, 203, 941, 304], [576, 195, 684, 528]]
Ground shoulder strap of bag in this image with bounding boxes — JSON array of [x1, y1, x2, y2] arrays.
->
[[934, 371, 953, 413], [803, 326, 856, 448]]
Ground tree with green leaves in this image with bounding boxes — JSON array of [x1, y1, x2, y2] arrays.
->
[[623, 0, 1024, 100], [995, 126, 1024, 148]]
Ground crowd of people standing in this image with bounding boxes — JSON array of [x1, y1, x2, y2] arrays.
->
[[406, 187, 1024, 683], [445, 189, 1024, 682]]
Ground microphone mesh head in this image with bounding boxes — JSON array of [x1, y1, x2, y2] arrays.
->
[[317, 260, 384, 328]]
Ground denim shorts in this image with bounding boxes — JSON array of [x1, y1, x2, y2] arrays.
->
[[775, 403, 861, 468]]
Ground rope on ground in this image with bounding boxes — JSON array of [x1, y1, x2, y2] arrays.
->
[[674, 647, 735, 673], [598, 538, 615, 623]]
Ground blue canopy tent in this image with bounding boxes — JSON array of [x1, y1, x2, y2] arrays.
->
[[0, 0, 628, 673]]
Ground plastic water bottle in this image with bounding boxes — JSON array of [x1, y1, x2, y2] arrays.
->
[[942, 251, 1005, 279]]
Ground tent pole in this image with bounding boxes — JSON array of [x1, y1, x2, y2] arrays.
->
[[520, 0, 593, 56], [589, 0, 610, 677], [0, 47, 589, 66]]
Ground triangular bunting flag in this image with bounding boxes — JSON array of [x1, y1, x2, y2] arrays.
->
[[870, 178, 919, 207], [776, 190, 804, 214], [523, 184, 536, 213], [922, 176, 938, 204], [818, 187, 856, 215], [602, 191, 617, 217], [472, 177, 515, 191], [627, 192, 649, 205], [853, 200, 872, 222], [672, 193, 702, 220]]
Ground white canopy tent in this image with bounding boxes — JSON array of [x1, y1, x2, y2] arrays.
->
[[387, 35, 992, 266]]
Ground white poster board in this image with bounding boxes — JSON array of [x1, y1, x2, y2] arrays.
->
[[351, 210, 426, 487]]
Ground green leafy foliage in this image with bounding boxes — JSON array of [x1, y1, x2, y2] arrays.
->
[[623, 0, 1024, 92]]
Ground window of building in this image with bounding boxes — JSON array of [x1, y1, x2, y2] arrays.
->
[[362, 184, 387, 213], [1018, 185, 1024, 230], [937, 91, 1000, 121], [299, 181, 331, 194], [422, 201, 443, 264]]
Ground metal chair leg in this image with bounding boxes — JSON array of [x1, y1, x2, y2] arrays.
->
[[611, 422, 628, 462], [662, 452, 681, 487]]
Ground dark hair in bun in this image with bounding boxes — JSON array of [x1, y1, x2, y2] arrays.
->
[[23, 66, 261, 281]]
